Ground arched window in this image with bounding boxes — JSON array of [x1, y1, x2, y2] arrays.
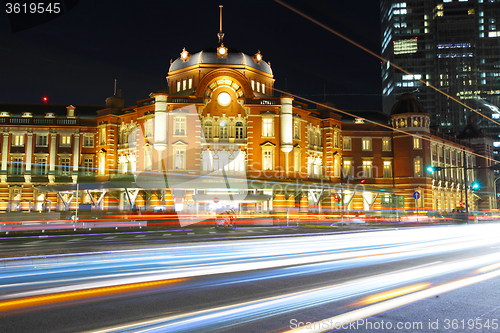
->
[[235, 122, 244, 139], [220, 121, 228, 139], [204, 121, 213, 139]]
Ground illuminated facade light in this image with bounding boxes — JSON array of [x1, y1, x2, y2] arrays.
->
[[180, 48, 190, 62]]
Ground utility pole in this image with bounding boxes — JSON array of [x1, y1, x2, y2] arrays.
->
[[463, 148, 469, 223]]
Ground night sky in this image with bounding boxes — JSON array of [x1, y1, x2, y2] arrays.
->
[[0, 0, 382, 113]]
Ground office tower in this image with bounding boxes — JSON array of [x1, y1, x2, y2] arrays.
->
[[381, 0, 500, 144]]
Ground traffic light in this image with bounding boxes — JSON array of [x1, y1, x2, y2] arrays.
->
[[472, 182, 481, 191], [356, 179, 366, 184], [426, 166, 442, 173]]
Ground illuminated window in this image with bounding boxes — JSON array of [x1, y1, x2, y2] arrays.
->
[[251, 80, 255, 91], [175, 149, 186, 170], [343, 160, 352, 177], [182, 79, 187, 91], [382, 137, 392, 151], [362, 161, 372, 178], [413, 137, 422, 149], [174, 116, 186, 136], [294, 149, 301, 172], [383, 161, 392, 178], [262, 147, 274, 171], [99, 127, 106, 145], [334, 132, 339, 148], [362, 138, 372, 151], [343, 137, 351, 150], [256, 81, 260, 93], [60, 135, 71, 146], [262, 118, 274, 137], [262, 83, 265, 94], [203, 121, 213, 139], [294, 120, 300, 140], [12, 134, 24, 146], [188, 78, 193, 89], [143, 146, 152, 171], [219, 121, 228, 139], [145, 118, 153, 138], [414, 158, 422, 177], [176, 81, 181, 92]]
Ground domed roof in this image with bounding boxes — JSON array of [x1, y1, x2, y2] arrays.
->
[[390, 93, 426, 115], [169, 48, 273, 75]]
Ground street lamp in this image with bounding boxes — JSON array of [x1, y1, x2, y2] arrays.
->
[[494, 177, 500, 209]]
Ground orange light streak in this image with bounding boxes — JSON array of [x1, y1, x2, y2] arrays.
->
[[0, 278, 186, 313]]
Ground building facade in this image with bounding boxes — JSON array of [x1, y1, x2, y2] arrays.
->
[[0, 32, 494, 217], [380, 0, 500, 144]]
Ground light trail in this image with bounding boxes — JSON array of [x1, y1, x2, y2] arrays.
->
[[89, 253, 500, 333], [286, 266, 500, 332], [0, 278, 186, 313], [0, 225, 497, 320]]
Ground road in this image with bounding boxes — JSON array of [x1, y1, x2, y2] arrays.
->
[[0, 224, 395, 257], [1, 223, 500, 332]]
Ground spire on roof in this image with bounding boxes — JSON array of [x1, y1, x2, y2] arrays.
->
[[217, 5, 224, 45]]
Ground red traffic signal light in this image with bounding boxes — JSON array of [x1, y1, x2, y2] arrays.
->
[[356, 179, 366, 184], [334, 194, 340, 201]]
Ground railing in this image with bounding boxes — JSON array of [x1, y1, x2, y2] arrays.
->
[[0, 117, 83, 126]]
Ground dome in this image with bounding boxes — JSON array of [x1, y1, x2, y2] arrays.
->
[[390, 93, 426, 115], [169, 48, 273, 75]]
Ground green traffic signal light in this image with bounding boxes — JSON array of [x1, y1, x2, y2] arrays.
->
[[472, 182, 480, 190], [426, 166, 442, 173]]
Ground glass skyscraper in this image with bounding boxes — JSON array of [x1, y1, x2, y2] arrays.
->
[[381, 0, 500, 144]]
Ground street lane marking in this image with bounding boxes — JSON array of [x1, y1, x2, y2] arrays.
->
[[162, 234, 171, 236], [135, 235, 145, 238], [23, 240, 47, 245], [67, 239, 83, 242], [209, 232, 216, 234], [187, 233, 195, 235], [103, 236, 116, 240]]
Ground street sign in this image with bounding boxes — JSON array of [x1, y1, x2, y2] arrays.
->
[[413, 191, 420, 200], [213, 197, 219, 203]]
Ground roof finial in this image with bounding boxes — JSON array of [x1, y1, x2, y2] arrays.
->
[[114, 79, 117, 96], [217, 5, 224, 45]]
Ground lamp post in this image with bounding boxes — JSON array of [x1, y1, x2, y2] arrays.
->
[[494, 176, 500, 209]]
